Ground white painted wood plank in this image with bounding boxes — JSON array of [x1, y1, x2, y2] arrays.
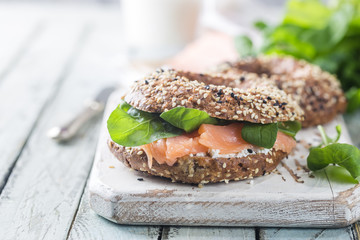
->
[[0, 20, 88, 190], [0, 19, 127, 239], [259, 227, 353, 240], [68, 186, 160, 240], [162, 226, 255, 240], [0, 18, 41, 82]]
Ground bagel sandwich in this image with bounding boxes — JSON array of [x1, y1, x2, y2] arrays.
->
[[213, 56, 347, 127], [107, 69, 304, 184]]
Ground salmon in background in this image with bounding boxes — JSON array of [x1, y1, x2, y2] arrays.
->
[[167, 31, 238, 72]]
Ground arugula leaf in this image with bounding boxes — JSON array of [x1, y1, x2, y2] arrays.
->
[[307, 125, 360, 181], [278, 121, 302, 138], [160, 107, 218, 132], [241, 123, 278, 148], [314, 125, 341, 148], [107, 100, 183, 147], [307, 143, 360, 180]]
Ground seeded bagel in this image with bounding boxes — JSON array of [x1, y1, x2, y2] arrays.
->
[[214, 56, 347, 127], [125, 69, 304, 124], [109, 140, 286, 184]]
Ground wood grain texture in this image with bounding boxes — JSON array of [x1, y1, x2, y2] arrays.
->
[[0, 18, 42, 83], [0, 20, 88, 191], [0, 19, 124, 239], [259, 227, 354, 240], [161, 226, 255, 240], [68, 186, 161, 240], [90, 91, 359, 228]]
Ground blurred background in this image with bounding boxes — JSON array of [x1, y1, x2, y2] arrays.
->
[[0, 0, 359, 115]]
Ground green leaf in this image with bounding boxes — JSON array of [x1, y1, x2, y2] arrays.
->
[[325, 165, 358, 184], [241, 123, 278, 148], [107, 100, 183, 147], [278, 121, 302, 138], [234, 35, 255, 58], [283, 0, 331, 29], [316, 125, 342, 147], [160, 107, 218, 132], [299, 3, 353, 52], [307, 124, 360, 181], [346, 87, 360, 113], [254, 21, 268, 31], [307, 143, 360, 179]]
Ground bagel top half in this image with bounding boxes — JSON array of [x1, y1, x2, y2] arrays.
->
[[124, 68, 304, 124], [213, 56, 347, 127]]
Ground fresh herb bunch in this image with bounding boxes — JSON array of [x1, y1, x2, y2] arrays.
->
[[235, 0, 360, 112], [307, 125, 360, 181]]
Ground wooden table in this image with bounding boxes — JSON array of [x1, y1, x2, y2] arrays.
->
[[1, 3, 360, 239]]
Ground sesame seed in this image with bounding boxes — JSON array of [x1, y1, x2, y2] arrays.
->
[[223, 163, 227, 168], [137, 151, 144, 155], [215, 112, 221, 115], [197, 99, 201, 105]]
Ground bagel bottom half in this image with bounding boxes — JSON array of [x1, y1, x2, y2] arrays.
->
[[108, 140, 287, 184]]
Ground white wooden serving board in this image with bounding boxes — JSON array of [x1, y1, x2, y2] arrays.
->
[[89, 90, 360, 228]]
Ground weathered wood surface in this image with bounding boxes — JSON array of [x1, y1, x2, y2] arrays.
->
[[259, 227, 355, 240], [0, 7, 126, 239], [0, 20, 87, 191], [161, 226, 255, 240], [0, 2, 359, 240], [89, 90, 359, 228], [68, 182, 161, 240]]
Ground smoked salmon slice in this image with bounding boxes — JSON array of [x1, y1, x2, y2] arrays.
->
[[198, 123, 253, 154], [166, 135, 207, 165], [141, 123, 296, 167], [141, 133, 207, 167], [274, 131, 297, 153]]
